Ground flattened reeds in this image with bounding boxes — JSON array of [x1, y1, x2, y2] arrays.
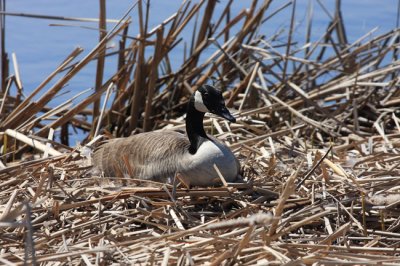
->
[[0, 1, 400, 265]]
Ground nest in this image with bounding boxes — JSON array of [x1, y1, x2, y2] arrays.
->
[[1, 1, 400, 265]]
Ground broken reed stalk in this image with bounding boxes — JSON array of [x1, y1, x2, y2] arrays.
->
[[0, 0, 7, 93], [143, 26, 164, 131], [2, 48, 84, 129], [91, 0, 107, 137], [129, 0, 146, 132]]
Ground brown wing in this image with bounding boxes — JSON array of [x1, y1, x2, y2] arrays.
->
[[92, 131, 190, 181]]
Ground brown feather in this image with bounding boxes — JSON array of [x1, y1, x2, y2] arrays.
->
[[92, 131, 190, 182]]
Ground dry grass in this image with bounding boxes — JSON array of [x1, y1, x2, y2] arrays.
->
[[1, 1, 400, 265]]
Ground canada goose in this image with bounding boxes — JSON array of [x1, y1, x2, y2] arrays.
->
[[92, 84, 240, 186]]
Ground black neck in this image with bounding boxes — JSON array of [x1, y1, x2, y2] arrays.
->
[[186, 101, 208, 154]]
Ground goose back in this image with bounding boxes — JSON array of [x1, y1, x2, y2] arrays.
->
[[92, 131, 190, 182]]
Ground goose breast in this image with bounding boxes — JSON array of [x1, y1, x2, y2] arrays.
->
[[181, 139, 239, 186]]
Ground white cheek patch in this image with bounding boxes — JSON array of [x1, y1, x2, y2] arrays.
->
[[194, 90, 209, 113]]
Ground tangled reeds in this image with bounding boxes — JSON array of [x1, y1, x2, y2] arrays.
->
[[1, 0, 400, 265]]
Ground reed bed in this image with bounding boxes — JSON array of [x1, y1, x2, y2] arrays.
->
[[1, 1, 400, 265]]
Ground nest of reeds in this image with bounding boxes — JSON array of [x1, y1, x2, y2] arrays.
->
[[1, 1, 400, 265]]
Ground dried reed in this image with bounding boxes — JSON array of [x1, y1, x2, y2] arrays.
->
[[0, 1, 400, 265]]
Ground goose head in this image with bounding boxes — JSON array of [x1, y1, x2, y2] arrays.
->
[[191, 85, 236, 122]]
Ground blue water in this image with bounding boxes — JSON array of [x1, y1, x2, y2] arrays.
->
[[5, 0, 399, 144]]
